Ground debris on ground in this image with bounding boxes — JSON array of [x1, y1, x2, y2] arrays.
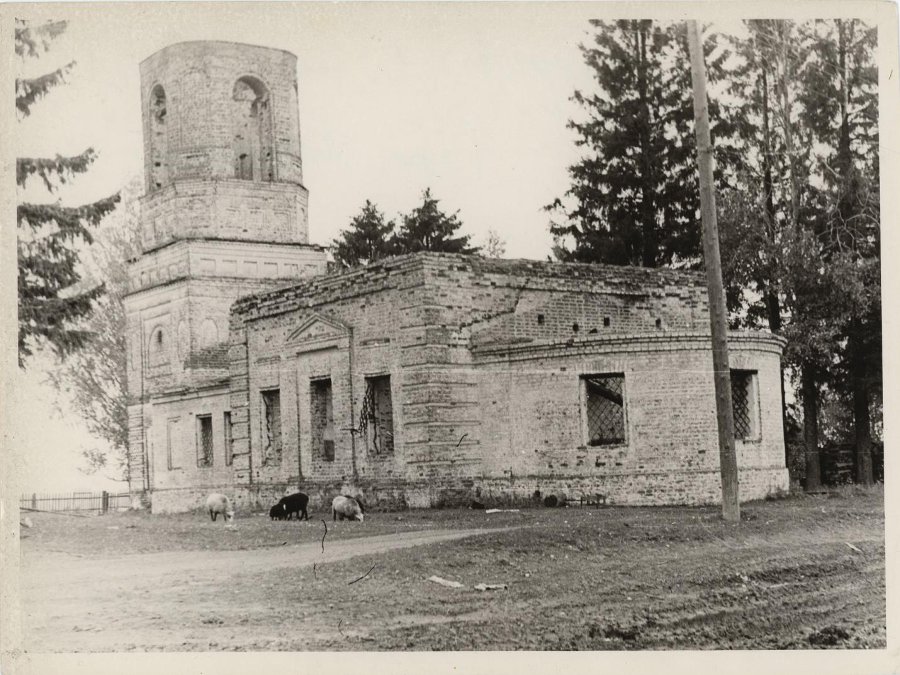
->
[[427, 575, 465, 589], [474, 583, 508, 591], [20, 517, 34, 529], [808, 625, 850, 647], [484, 509, 520, 514], [845, 542, 863, 554]]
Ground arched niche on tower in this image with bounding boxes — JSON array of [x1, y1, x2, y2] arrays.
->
[[148, 84, 168, 191], [232, 76, 275, 182], [148, 324, 170, 367]]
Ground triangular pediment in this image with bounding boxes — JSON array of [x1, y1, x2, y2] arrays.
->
[[286, 313, 350, 345]]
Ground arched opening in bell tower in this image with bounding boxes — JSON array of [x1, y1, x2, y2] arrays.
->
[[232, 77, 275, 182], [148, 84, 168, 191]]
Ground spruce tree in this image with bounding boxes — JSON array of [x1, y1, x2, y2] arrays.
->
[[547, 20, 731, 268], [392, 188, 477, 255], [16, 19, 119, 367], [332, 200, 397, 268]]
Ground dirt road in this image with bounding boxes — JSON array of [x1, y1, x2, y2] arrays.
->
[[17, 491, 885, 651], [21, 527, 508, 652]]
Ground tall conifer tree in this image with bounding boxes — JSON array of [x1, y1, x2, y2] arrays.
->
[[16, 19, 119, 367], [393, 188, 477, 255], [547, 20, 731, 268], [798, 19, 880, 484], [331, 200, 397, 269]]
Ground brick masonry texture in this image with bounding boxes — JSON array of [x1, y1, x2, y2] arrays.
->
[[195, 252, 786, 512], [125, 41, 327, 496], [127, 41, 789, 512], [139, 41, 309, 249]]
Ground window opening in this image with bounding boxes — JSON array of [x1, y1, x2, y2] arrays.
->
[[311, 379, 335, 461], [261, 389, 282, 465], [232, 77, 274, 182], [730, 370, 758, 440], [149, 85, 168, 190], [359, 375, 394, 454], [583, 374, 625, 446], [197, 415, 213, 468], [224, 411, 233, 466]]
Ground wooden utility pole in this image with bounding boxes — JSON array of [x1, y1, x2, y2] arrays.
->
[[686, 21, 740, 522]]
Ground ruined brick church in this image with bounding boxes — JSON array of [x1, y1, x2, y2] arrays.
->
[[124, 41, 789, 513]]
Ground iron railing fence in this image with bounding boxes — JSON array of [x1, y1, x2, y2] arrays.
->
[[19, 491, 131, 514]]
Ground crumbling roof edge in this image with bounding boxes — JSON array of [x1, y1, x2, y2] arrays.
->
[[141, 40, 298, 67], [231, 252, 708, 321]]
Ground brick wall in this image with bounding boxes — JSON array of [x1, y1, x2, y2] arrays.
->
[[139, 182, 310, 249], [188, 252, 787, 513], [473, 334, 785, 483], [140, 41, 304, 187], [145, 388, 234, 498], [127, 239, 326, 295], [228, 264, 426, 494], [124, 258, 327, 500], [139, 41, 308, 248], [148, 464, 788, 515]]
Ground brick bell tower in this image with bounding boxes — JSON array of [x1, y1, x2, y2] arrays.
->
[[124, 42, 326, 503]]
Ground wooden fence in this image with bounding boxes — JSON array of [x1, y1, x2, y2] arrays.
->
[[19, 491, 132, 514]]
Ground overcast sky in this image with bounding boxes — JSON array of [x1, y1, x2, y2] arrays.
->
[[10, 2, 892, 493], [15, 3, 620, 258]]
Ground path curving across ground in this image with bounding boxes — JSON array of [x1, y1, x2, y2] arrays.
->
[[22, 526, 513, 652], [16, 493, 886, 652]]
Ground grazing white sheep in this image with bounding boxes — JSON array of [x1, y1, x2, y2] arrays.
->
[[205, 493, 234, 523], [332, 495, 364, 522]]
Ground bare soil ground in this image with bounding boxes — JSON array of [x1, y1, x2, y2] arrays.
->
[[19, 488, 884, 651]]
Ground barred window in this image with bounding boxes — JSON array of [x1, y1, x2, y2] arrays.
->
[[583, 374, 626, 446], [730, 370, 759, 440], [261, 389, 282, 466], [196, 415, 213, 468]]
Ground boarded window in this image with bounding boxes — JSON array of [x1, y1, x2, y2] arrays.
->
[[261, 389, 282, 465], [311, 379, 335, 462], [583, 374, 626, 446], [196, 415, 213, 468], [361, 375, 394, 454], [224, 411, 234, 466], [730, 370, 758, 440], [166, 417, 181, 470]]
